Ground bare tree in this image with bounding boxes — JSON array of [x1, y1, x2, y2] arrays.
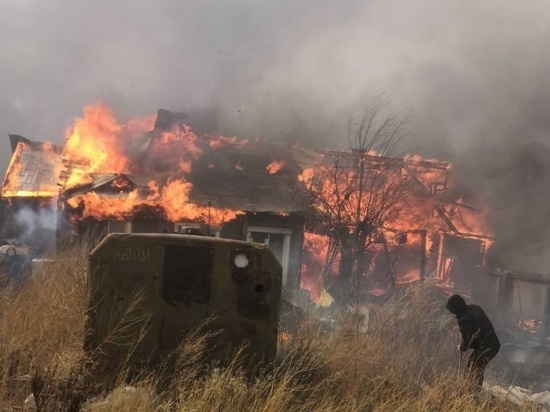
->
[[300, 96, 413, 305]]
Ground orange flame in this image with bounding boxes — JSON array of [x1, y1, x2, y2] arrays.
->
[[68, 178, 241, 225], [147, 125, 203, 173], [266, 160, 285, 174], [64, 104, 153, 174], [59, 103, 242, 225], [299, 152, 492, 298], [207, 135, 246, 149], [300, 232, 330, 302]]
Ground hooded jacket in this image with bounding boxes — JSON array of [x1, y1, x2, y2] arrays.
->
[[446, 294, 500, 353]]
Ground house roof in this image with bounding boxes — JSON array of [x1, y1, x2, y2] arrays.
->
[[1, 135, 63, 198], [187, 140, 308, 213]]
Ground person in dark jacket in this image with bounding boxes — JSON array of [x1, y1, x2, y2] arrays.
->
[[445, 294, 500, 390]]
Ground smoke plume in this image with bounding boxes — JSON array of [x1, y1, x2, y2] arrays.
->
[[1, 1, 550, 271], [13, 203, 58, 252]]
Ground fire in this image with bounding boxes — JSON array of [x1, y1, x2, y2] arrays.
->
[[67, 188, 145, 220], [59, 103, 242, 225], [299, 151, 492, 299], [68, 178, 241, 225], [147, 125, 203, 173], [207, 135, 245, 149], [452, 198, 492, 237], [300, 232, 330, 301], [156, 180, 240, 224], [64, 104, 154, 182], [266, 160, 285, 174], [111, 176, 133, 190], [298, 168, 315, 184], [2, 102, 494, 304], [2, 141, 63, 198], [2, 144, 26, 197]]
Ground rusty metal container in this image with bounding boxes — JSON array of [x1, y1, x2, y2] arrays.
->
[[85, 233, 282, 372]]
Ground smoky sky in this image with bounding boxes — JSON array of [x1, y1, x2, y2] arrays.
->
[[2, 0, 550, 272]]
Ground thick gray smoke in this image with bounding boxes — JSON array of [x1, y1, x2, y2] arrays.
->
[[2, 1, 550, 272]]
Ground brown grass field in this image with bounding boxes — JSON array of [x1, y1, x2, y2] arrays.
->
[[0, 248, 542, 411]]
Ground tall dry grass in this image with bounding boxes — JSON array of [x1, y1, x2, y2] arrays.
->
[[0, 247, 88, 410], [0, 248, 542, 411]]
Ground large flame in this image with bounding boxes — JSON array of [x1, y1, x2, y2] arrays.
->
[[61, 103, 241, 225], [67, 179, 239, 225], [299, 152, 492, 301], [64, 104, 154, 177]]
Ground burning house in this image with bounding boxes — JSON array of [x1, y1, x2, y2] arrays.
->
[[6, 105, 550, 389], [298, 150, 491, 303], [0, 104, 492, 302], [1, 105, 313, 290]]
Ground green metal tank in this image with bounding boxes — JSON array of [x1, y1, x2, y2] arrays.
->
[[85, 233, 282, 372]]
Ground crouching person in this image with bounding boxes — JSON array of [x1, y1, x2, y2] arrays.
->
[[445, 294, 500, 391]]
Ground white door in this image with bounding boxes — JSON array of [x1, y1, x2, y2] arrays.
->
[[247, 226, 291, 286]]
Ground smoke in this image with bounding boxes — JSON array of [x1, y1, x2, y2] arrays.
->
[[1, 1, 550, 271], [457, 139, 550, 273], [13, 203, 58, 250]]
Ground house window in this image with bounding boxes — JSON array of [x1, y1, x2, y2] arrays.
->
[[161, 245, 213, 303], [247, 226, 292, 285]]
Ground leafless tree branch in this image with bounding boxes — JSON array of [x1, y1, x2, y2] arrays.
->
[[300, 96, 414, 304]]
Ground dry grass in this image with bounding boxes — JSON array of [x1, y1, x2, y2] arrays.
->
[[0, 248, 542, 411], [0, 248, 88, 410]]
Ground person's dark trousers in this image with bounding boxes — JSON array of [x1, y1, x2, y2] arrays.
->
[[466, 347, 499, 390]]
